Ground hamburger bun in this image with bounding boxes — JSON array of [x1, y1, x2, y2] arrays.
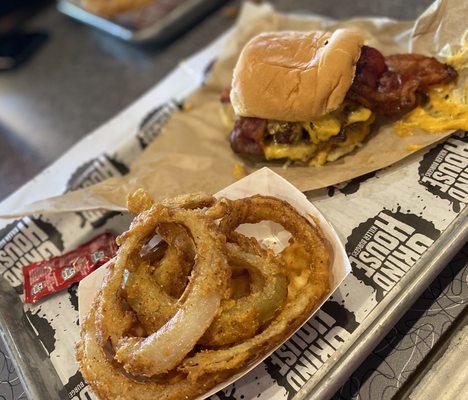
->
[[230, 29, 364, 121]]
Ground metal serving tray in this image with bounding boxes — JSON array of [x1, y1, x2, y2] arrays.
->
[[0, 193, 466, 400], [299, 209, 468, 400], [57, 0, 229, 43]]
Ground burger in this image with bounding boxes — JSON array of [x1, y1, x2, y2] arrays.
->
[[221, 29, 457, 165]]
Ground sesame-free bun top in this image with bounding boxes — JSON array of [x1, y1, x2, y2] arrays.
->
[[230, 29, 364, 121]]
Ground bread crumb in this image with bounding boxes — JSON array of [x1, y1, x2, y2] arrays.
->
[[183, 102, 193, 111], [282, 160, 292, 169], [233, 164, 246, 180], [406, 144, 423, 152], [221, 6, 239, 18]]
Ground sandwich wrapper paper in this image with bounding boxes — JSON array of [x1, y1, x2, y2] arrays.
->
[[77, 168, 352, 399], [1, 0, 467, 217]]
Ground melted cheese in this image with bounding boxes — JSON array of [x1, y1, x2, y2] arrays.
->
[[264, 143, 317, 161], [440, 31, 468, 70], [309, 116, 375, 166], [394, 84, 468, 137], [347, 107, 373, 125], [220, 103, 235, 130], [303, 116, 341, 144], [302, 106, 373, 144], [338, 118, 374, 147], [265, 108, 374, 163], [395, 40, 468, 137], [233, 163, 246, 180]]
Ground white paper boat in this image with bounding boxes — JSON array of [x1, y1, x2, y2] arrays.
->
[[78, 167, 351, 399]]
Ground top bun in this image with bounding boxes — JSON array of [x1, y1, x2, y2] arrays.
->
[[230, 29, 364, 121]]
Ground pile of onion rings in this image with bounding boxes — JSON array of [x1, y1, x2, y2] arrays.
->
[[76, 189, 331, 400]]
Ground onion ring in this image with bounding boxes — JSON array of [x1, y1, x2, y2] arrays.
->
[[114, 205, 229, 376], [77, 191, 332, 399], [122, 260, 177, 334], [77, 296, 220, 400], [94, 191, 215, 345], [200, 243, 288, 347], [125, 190, 288, 348], [180, 195, 330, 380]]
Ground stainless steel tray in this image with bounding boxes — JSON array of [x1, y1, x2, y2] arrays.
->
[[299, 208, 468, 400], [0, 195, 466, 400], [57, 0, 229, 43], [1, 7, 467, 395]]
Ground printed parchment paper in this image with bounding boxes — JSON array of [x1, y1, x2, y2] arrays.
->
[[1, 0, 466, 216]]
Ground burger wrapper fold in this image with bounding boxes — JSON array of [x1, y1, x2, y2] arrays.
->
[[1, 0, 467, 217]]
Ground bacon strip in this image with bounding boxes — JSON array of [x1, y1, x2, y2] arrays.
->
[[346, 46, 457, 115], [220, 87, 231, 103], [229, 117, 266, 155], [386, 53, 457, 89]]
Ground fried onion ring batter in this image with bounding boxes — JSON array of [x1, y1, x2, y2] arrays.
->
[[77, 191, 332, 399], [200, 243, 288, 347], [114, 205, 229, 376], [180, 195, 330, 380]]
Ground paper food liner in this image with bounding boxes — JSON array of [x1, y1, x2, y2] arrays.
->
[[78, 168, 351, 399], [4, 0, 467, 217]]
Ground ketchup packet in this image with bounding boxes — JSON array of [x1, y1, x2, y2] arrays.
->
[[23, 232, 117, 304]]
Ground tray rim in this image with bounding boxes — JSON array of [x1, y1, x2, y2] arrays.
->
[[0, 279, 62, 400], [57, 0, 229, 43]]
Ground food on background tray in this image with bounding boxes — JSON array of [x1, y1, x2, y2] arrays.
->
[[23, 232, 117, 304], [221, 29, 459, 165], [81, 0, 154, 17], [76, 189, 331, 400]]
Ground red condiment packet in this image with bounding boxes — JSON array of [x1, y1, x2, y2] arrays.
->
[[23, 231, 118, 304]]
